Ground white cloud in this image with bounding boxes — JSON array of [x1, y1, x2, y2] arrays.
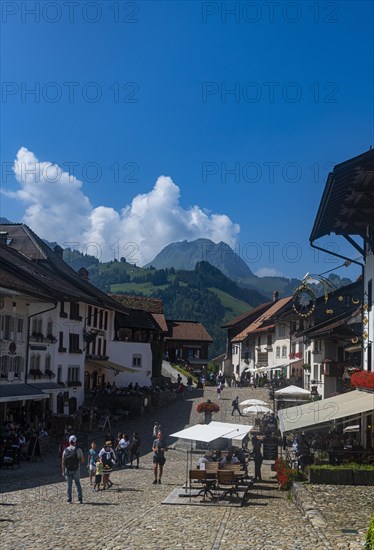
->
[[8, 147, 240, 265], [255, 267, 286, 278]]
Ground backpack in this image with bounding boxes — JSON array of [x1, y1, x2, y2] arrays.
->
[[232, 399, 237, 406], [64, 447, 79, 471]]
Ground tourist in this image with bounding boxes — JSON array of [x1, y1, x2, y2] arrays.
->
[[153, 422, 161, 438], [61, 435, 84, 504], [99, 441, 116, 489], [216, 384, 222, 399], [231, 396, 242, 416], [187, 375, 193, 391], [130, 432, 141, 469], [221, 450, 240, 465], [94, 455, 103, 492], [87, 441, 98, 484], [252, 435, 263, 481], [197, 451, 213, 470], [152, 430, 167, 484], [117, 433, 130, 467]]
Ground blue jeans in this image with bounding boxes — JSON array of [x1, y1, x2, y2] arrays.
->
[[66, 469, 82, 502]]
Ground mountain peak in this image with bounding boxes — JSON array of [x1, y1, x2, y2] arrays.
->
[[145, 238, 254, 280]]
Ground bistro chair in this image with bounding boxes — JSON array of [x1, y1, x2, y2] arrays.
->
[[216, 469, 240, 501], [189, 469, 215, 502]]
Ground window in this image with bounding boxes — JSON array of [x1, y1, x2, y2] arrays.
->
[[16, 317, 23, 337], [257, 337, 261, 347], [97, 338, 102, 356], [69, 333, 80, 353], [93, 308, 98, 327], [282, 346, 287, 358], [132, 354, 142, 367], [70, 302, 82, 321], [57, 365, 62, 383], [13, 356, 22, 378], [276, 346, 280, 358], [99, 310, 103, 329], [0, 355, 9, 377], [68, 366, 80, 383], [30, 353, 41, 370], [91, 338, 96, 355], [32, 317, 42, 334], [87, 306, 92, 326], [104, 311, 108, 330], [45, 354, 51, 371], [60, 301, 67, 318], [267, 335, 272, 347], [278, 326, 286, 338], [103, 339, 107, 356]]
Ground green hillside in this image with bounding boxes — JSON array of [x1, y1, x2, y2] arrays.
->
[[208, 288, 253, 317]]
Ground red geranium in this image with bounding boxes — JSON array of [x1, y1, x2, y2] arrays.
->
[[350, 371, 374, 390], [196, 400, 220, 413]]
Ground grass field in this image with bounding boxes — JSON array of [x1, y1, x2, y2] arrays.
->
[[208, 287, 252, 316]]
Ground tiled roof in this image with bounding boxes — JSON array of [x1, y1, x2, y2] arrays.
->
[[151, 313, 168, 332], [165, 320, 213, 342], [0, 224, 128, 312], [221, 301, 272, 328], [231, 297, 292, 342], [111, 294, 164, 313]]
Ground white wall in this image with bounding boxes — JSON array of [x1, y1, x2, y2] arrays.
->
[[108, 341, 152, 387]]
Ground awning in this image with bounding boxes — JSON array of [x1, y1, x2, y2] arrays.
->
[[30, 382, 65, 393], [278, 390, 374, 434], [170, 421, 253, 443], [0, 384, 49, 403], [343, 424, 360, 433], [86, 359, 136, 373], [257, 363, 288, 372]]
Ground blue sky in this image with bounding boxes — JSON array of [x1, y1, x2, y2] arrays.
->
[[1, 0, 373, 280]]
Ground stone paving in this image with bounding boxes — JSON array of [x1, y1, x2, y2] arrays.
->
[[0, 385, 372, 549]]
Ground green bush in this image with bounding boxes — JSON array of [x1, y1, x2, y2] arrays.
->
[[310, 463, 374, 472], [365, 516, 374, 550]]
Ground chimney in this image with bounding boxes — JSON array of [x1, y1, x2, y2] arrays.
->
[[78, 267, 89, 281], [54, 245, 63, 259], [272, 290, 279, 302]]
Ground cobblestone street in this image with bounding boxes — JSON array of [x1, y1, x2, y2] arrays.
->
[[0, 386, 372, 549]]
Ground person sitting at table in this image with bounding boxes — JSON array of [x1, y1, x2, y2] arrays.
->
[[221, 450, 240, 465], [212, 450, 222, 462], [197, 451, 213, 470]]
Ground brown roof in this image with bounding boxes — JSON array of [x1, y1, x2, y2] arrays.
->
[[165, 320, 213, 342], [151, 313, 168, 332], [221, 301, 272, 328], [232, 297, 292, 342], [111, 294, 164, 313], [0, 223, 128, 312]]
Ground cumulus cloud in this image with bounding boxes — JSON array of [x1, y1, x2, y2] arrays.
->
[[7, 147, 240, 265], [255, 267, 286, 278]]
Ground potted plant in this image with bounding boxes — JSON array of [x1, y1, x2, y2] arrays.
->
[[350, 371, 374, 391], [47, 333, 57, 343], [29, 368, 43, 378], [45, 369, 55, 378], [196, 399, 220, 424]]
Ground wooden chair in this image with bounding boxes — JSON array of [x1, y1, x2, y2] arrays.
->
[[216, 469, 240, 501], [189, 469, 215, 501]]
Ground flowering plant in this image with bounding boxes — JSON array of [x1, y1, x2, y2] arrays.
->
[[274, 458, 305, 490], [196, 400, 220, 413], [350, 371, 374, 391]]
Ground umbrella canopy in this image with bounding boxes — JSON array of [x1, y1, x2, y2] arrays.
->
[[243, 405, 273, 415], [239, 399, 267, 406], [274, 385, 310, 397]]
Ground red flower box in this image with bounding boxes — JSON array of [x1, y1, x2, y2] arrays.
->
[[350, 371, 374, 390], [196, 400, 220, 413]]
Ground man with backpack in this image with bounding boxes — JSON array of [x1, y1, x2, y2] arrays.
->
[[61, 435, 84, 504], [231, 396, 242, 416]]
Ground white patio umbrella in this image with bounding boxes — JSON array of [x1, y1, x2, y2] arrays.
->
[[239, 399, 267, 406], [243, 405, 273, 415]]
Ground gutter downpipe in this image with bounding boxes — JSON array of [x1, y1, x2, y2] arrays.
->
[[25, 302, 58, 384]]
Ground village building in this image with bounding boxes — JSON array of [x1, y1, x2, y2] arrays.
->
[[163, 320, 213, 375]]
